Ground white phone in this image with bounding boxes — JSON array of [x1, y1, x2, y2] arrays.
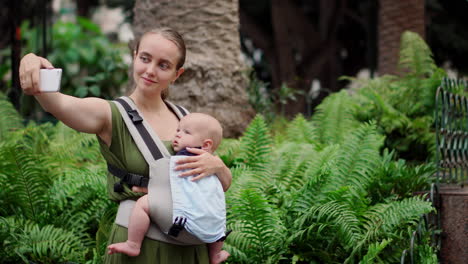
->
[[39, 68, 62, 92]]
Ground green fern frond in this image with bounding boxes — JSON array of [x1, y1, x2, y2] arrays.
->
[[49, 122, 103, 165], [0, 93, 23, 141], [398, 31, 436, 77], [293, 200, 362, 249], [0, 141, 51, 221], [275, 155, 311, 193], [303, 145, 339, 186], [359, 239, 391, 264], [284, 114, 318, 146], [288, 145, 339, 219], [48, 165, 111, 231], [216, 138, 242, 168], [363, 197, 433, 236], [238, 114, 273, 171], [345, 197, 433, 263], [226, 163, 275, 205], [227, 188, 287, 264], [326, 123, 383, 204], [11, 220, 89, 263], [312, 90, 360, 145]]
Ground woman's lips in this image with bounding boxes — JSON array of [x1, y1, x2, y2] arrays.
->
[[141, 77, 157, 84]]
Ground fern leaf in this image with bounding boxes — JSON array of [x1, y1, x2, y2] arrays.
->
[[363, 197, 434, 236], [293, 200, 362, 249], [312, 90, 360, 145], [238, 114, 273, 171], [16, 221, 89, 263], [285, 114, 318, 146], [344, 197, 434, 262], [48, 166, 111, 231], [326, 123, 383, 205], [227, 188, 287, 264], [0, 92, 23, 141], [359, 239, 391, 264], [398, 31, 436, 77], [0, 141, 50, 221]]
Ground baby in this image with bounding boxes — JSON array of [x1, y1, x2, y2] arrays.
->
[[107, 113, 230, 264]]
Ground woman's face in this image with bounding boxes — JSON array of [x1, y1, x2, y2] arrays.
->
[[133, 33, 184, 95]]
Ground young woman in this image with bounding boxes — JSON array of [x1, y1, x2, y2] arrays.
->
[[19, 27, 232, 264]]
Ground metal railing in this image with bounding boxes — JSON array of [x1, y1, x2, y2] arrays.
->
[[400, 183, 440, 264], [400, 77, 468, 263], [435, 77, 468, 184]]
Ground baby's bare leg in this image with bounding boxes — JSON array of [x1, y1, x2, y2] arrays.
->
[[208, 241, 230, 264], [107, 195, 150, 256]]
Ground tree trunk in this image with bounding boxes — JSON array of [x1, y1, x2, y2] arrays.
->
[[133, 0, 255, 138], [378, 0, 425, 75]]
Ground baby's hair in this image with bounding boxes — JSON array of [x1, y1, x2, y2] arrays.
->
[[185, 113, 223, 151]]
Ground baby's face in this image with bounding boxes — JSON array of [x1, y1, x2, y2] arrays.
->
[[172, 117, 205, 152]]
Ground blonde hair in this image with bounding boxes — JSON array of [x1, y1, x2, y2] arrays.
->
[[135, 27, 186, 69]]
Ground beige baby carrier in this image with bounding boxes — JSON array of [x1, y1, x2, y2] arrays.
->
[[108, 96, 226, 245]]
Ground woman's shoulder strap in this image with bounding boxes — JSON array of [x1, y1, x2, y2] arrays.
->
[[113, 96, 171, 163], [165, 100, 190, 119]]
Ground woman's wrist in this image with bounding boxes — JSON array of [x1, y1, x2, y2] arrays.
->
[[216, 156, 232, 191]]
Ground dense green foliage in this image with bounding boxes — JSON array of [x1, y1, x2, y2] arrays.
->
[[218, 113, 436, 264], [345, 31, 446, 162], [0, 18, 129, 120], [0, 31, 440, 263], [0, 92, 437, 263], [0, 93, 116, 263]]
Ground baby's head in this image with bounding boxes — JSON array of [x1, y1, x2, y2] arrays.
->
[[172, 113, 223, 153]]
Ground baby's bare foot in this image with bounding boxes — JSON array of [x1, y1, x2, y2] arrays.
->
[[210, 250, 230, 264], [107, 241, 141, 256]]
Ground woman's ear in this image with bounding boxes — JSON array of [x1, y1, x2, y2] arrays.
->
[[173, 67, 185, 83], [201, 139, 213, 152]]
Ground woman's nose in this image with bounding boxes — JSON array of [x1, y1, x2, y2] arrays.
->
[[146, 63, 157, 75]]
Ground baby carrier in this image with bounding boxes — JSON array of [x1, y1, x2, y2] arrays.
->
[[109, 96, 226, 245]]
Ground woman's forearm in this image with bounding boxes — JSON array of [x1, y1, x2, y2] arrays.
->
[[216, 157, 232, 192]]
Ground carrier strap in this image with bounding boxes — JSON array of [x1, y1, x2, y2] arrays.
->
[[114, 98, 164, 161], [110, 96, 189, 191], [108, 163, 149, 192]]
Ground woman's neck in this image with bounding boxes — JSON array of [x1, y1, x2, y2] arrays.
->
[[129, 89, 166, 113]]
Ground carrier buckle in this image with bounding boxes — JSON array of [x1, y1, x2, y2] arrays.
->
[[168, 217, 187, 237], [127, 109, 143, 123]]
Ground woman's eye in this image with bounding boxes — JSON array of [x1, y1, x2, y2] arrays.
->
[[160, 63, 169, 70], [140, 56, 149, 63]]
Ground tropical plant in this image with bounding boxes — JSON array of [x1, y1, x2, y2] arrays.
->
[[0, 17, 129, 121], [0, 93, 116, 263], [344, 31, 447, 162], [218, 112, 436, 264]]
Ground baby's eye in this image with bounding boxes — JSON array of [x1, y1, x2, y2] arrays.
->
[[184, 129, 191, 135]]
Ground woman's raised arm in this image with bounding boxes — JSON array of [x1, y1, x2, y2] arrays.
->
[[20, 53, 112, 145]]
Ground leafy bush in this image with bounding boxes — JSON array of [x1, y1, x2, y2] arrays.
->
[[0, 92, 116, 263], [217, 113, 437, 263], [344, 31, 446, 162], [1, 17, 129, 120]]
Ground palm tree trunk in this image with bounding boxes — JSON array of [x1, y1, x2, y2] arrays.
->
[[378, 0, 425, 75], [133, 0, 254, 137]]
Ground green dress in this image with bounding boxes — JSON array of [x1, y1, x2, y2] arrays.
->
[[99, 101, 209, 264]]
